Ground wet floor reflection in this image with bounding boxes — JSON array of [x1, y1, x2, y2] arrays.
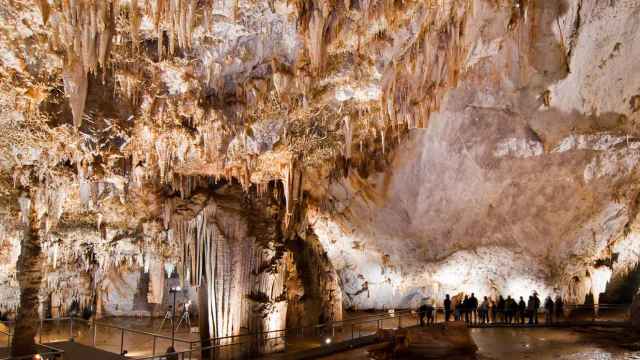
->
[[321, 327, 640, 359]]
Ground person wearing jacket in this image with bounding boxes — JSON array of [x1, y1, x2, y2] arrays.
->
[[533, 292, 541, 324], [527, 295, 535, 324], [544, 296, 554, 324], [517, 296, 526, 324], [555, 296, 564, 322], [479, 296, 490, 324], [444, 294, 452, 322]]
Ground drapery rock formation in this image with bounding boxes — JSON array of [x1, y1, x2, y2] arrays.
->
[[0, 0, 639, 356]]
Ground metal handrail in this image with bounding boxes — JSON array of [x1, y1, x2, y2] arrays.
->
[[0, 303, 630, 360], [73, 318, 193, 343], [132, 309, 425, 360], [188, 308, 418, 346]]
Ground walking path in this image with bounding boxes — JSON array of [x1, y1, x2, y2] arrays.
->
[[0, 304, 632, 359], [45, 341, 124, 360]]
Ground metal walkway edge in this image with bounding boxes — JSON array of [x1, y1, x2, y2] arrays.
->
[[45, 341, 125, 360], [259, 334, 378, 360]]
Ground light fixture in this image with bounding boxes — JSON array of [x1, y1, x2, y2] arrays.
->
[[325, 337, 332, 345], [33, 355, 42, 360]]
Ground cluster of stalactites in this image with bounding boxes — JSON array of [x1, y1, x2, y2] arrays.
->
[[380, 0, 472, 132], [166, 199, 254, 337], [167, 202, 219, 287], [47, 0, 200, 129], [126, 110, 268, 195], [152, 0, 198, 59], [16, 182, 67, 234], [48, 0, 118, 128]]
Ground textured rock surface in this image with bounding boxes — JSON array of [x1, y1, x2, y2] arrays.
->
[[0, 0, 639, 354], [310, 0, 640, 309]]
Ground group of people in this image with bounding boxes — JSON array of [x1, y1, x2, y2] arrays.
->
[[418, 292, 565, 326]]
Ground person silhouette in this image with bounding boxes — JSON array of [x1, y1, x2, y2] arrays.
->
[[444, 294, 452, 322]]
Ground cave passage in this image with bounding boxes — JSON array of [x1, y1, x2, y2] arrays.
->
[[1, 0, 640, 359]]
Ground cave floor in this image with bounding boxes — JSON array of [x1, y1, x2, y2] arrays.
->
[[0, 311, 404, 358], [318, 327, 640, 359], [3, 311, 635, 359]]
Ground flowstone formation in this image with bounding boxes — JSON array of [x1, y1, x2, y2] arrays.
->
[[0, 0, 639, 356]]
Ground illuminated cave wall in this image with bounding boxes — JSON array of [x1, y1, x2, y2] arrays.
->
[[311, 0, 640, 309]]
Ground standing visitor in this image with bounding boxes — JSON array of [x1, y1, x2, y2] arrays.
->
[[518, 296, 526, 324], [527, 295, 535, 324], [462, 295, 470, 324], [497, 296, 505, 323], [425, 301, 435, 325], [533, 292, 541, 324], [444, 294, 452, 322], [490, 299, 497, 323], [544, 296, 554, 324], [480, 296, 489, 324], [469, 293, 479, 324], [419, 302, 428, 327], [504, 296, 514, 324], [555, 296, 564, 322]]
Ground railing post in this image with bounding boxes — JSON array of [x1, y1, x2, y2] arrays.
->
[[189, 341, 193, 360], [398, 314, 401, 328], [120, 328, 125, 355], [39, 319, 43, 344], [69, 317, 73, 341], [93, 320, 97, 347], [152, 336, 157, 357]]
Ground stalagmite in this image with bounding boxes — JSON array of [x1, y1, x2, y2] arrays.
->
[[11, 191, 44, 357]]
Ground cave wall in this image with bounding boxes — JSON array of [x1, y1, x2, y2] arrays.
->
[[311, 0, 640, 309], [286, 231, 343, 328]]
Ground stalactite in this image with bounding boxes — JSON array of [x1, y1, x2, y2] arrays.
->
[[308, 8, 327, 74], [63, 57, 89, 129], [343, 115, 353, 160], [283, 158, 303, 228], [37, 0, 50, 25], [130, 0, 141, 50]]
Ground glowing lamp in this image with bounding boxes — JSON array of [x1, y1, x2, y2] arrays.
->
[[325, 337, 332, 345]]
